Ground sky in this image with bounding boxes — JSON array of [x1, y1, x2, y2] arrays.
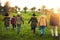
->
[[0, 0, 60, 13]]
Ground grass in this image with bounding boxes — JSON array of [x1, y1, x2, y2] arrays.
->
[[0, 12, 60, 40]]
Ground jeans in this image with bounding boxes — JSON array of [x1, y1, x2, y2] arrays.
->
[[39, 26, 46, 36], [17, 24, 21, 34]]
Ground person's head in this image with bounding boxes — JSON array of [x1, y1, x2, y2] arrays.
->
[[5, 13, 9, 16], [32, 13, 36, 16], [13, 15, 15, 17]]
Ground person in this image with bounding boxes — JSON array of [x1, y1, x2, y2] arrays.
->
[[28, 13, 38, 34], [3, 13, 10, 30], [38, 14, 47, 37], [16, 12, 24, 34], [50, 12, 59, 39], [11, 16, 16, 30]]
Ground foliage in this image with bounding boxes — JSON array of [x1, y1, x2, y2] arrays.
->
[[23, 6, 28, 13], [0, 12, 60, 40]]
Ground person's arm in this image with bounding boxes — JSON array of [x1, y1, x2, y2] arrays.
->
[[46, 18, 48, 27], [38, 17, 40, 26], [28, 17, 32, 24], [21, 17, 24, 24], [36, 17, 38, 23]]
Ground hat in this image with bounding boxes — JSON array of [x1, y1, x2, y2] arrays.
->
[[32, 13, 36, 16], [17, 12, 21, 15], [41, 15, 46, 18]]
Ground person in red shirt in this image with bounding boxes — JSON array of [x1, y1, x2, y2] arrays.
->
[[11, 16, 16, 30]]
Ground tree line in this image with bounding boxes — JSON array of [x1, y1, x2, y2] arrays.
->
[[0, 1, 60, 15]]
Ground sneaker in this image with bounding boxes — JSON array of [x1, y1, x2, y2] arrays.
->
[[6, 27, 9, 30], [40, 34, 44, 37], [55, 36, 58, 40]]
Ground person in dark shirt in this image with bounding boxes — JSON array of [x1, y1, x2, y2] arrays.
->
[[28, 13, 38, 34], [3, 13, 10, 30]]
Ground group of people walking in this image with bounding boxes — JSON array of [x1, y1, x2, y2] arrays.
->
[[3, 11, 59, 39], [3, 12, 24, 34]]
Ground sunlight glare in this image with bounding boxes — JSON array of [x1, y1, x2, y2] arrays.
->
[[1, 0, 60, 13]]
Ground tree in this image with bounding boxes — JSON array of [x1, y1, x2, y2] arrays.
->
[[33, 7, 36, 11], [18, 8, 20, 11], [44, 9, 49, 14], [15, 6, 18, 10], [3, 1, 10, 14], [23, 6, 28, 13], [15, 6, 18, 13], [38, 9, 40, 13], [0, 2, 3, 14], [41, 5, 46, 12], [9, 7, 15, 13], [17, 7, 20, 12], [30, 7, 36, 13], [40, 5, 46, 14], [0, 2, 2, 12], [50, 8, 54, 14]]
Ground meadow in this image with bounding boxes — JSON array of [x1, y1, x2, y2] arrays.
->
[[0, 12, 60, 40]]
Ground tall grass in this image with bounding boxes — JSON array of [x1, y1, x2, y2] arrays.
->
[[0, 12, 60, 40]]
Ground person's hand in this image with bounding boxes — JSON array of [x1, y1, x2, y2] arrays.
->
[[46, 24, 47, 27], [23, 22, 24, 24], [37, 24, 40, 27]]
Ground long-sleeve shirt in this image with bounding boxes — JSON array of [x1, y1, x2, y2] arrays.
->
[[50, 13, 59, 26], [16, 16, 24, 24], [28, 16, 38, 27], [38, 15, 47, 26]]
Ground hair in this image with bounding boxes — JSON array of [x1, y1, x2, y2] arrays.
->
[[13, 16, 15, 17], [17, 15, 20, 17], [32, 13, 36, 16], [5, 13, 9, 16]]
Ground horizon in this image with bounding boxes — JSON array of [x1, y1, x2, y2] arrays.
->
[[0, 0, 60, 13]]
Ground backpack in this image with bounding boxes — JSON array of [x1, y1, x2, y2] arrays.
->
[[11, 17, 16, 24], [4, 17, 10, 26], [16, 16, 22, 24]]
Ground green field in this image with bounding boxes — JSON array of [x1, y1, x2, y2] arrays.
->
[[0, 12, 60, 40]]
